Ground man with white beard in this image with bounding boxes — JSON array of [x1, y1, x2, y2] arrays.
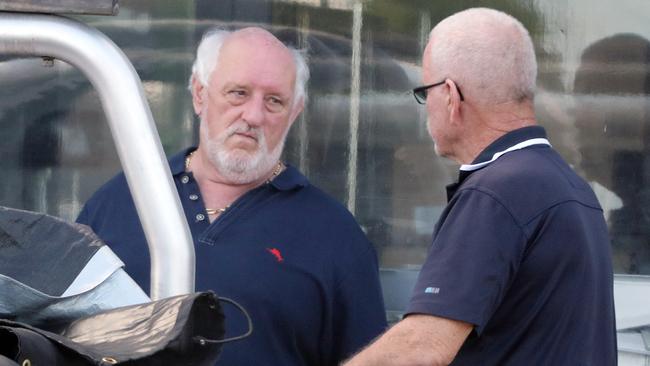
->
[[77, 27, 387, 366]]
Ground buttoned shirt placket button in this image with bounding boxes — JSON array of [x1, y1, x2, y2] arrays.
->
[[181, 176, 190, 184], [189, 194, 199, 201], [196, 213, 205, 222]]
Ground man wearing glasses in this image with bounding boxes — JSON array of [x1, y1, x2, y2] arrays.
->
[[345, 7, 616, 366]]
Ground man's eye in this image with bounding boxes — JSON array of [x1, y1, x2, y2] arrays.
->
[[266, 97, 285, 112], [229, 90, 247, 97], [225, 90, 247, 104]]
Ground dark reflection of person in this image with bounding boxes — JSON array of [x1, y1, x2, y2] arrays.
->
[[20, 111, 64, 212], [574, 33, 650, 275]]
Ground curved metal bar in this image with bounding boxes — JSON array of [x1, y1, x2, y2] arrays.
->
[[0, 12, 195, 299]]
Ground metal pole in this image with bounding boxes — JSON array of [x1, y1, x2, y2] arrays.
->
[[297, 9, 310, 176], [0, 0, 118, 16], [346, 0, 363, 215], [0, 13, 195, 299]]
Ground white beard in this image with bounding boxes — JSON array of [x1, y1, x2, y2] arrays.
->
[[200, 119, 287, 184]]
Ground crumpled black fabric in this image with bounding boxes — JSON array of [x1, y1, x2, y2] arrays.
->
[[0, 291, 225, 366], [0, 206, 102, 296]]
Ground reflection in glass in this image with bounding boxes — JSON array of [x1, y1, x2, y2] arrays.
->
[[0, 0, 547, 269], [3, 1, 650, 361], [574, 33, 650, 275]]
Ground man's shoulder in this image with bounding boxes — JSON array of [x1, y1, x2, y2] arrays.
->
[[279, 166, 353, 215], [76, 171, 135, 225], [83, 150, 184, 210], [279, 169, 373, 249], [472, 146, 559, 182], [468, 148, 589, 196], [292, 180, 359, 223], [92, 171, 130, 196], [460, 147, 602, 221]]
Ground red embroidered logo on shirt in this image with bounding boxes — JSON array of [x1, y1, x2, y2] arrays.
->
[[266, 247, 284, 262]]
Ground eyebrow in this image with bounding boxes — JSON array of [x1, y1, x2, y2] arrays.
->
[[222, 83, 248, 91], [221, 82, 291, 100]]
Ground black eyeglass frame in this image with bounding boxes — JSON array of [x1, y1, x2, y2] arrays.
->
[[412, 80, 465, 104]]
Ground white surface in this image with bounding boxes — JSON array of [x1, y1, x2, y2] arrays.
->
[[62, 245, 123, 297], [614, 276, 650, 330]]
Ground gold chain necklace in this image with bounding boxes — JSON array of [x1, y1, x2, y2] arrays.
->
[[184, 150, 196, 171], [205, 207, 228, 215], [185, 150, 285, 215]]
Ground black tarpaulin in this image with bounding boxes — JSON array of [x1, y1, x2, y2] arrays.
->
[[0, 206, 103, 296]]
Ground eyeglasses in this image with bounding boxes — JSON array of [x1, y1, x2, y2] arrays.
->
[[412, 80, 464, 104]]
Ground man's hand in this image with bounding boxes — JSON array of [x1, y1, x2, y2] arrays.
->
[[342, 314, 472, 366]]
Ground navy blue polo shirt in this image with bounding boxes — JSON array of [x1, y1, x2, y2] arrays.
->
[[77, 148, 387, 366], [407, 126, 617, 365]]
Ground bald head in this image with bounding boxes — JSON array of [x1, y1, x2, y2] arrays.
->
[[426, 8, 537, 106], [227, 27, 288, 50], [190, 27, 309, 107]]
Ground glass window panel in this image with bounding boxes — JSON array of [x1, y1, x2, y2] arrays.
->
[[2, 0, 648, 269], [2, 0, 649, 271], [2, 1, 650, 359]]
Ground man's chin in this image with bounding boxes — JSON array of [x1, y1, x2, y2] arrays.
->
[[433, 145, 454, 161], [219, 156, 269, 184], [227, 134, 259, 149], [225, 148, 258, 162], [217, 148, 263, 170], [433, 144, 444, 157]]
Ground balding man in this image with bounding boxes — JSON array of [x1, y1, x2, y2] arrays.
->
[[77, 27, 386, 365], [344, 8, 616, 366]]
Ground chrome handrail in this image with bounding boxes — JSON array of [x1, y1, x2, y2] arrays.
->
[[0, 13, 195, 299]]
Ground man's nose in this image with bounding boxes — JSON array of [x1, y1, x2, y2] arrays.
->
[[241, 95, 265, 126]]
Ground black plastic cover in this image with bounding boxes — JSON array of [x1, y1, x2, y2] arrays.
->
[[0, 206, 103, 296], [0, 291, 225, 365]]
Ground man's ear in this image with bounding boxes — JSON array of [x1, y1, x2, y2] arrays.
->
[[446, 80, 462, 124], [191, 75, 205, 115]]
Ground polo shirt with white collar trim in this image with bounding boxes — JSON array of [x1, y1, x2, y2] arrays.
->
[[408, 126, 617, 365]]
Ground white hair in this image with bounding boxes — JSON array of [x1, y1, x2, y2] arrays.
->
[[428, 8, 537, 104], [189, 28, 310, 107]]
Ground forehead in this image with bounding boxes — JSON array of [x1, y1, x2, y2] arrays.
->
[[212, 35, 296, 93]]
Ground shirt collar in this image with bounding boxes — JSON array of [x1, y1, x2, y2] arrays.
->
[[446, 126, 551, 201], [460, 125, 550, 172], [270, 164, 309, 191], [169, 147, 308, 191], [170, 147, 195, 176]]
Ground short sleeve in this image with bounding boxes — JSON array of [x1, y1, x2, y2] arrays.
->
[[406, 189, 527, 335]]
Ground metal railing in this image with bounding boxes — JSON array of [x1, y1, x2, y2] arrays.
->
[[0, 12, 195, 299]]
